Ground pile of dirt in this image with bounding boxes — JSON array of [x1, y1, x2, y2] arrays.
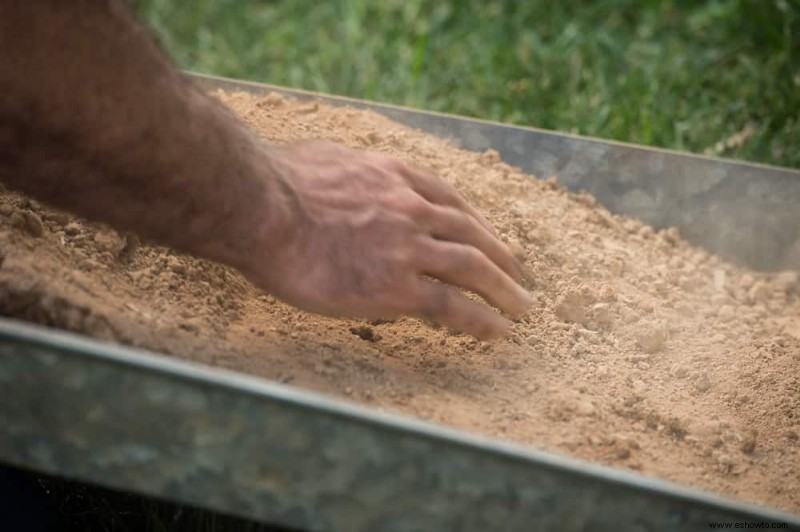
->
[[0, 89, 797, 512]]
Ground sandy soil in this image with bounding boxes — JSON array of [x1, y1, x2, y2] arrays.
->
[[0, 90, 798, 513]]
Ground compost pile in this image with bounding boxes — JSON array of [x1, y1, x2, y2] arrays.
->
[[1, 90, 798, 512]]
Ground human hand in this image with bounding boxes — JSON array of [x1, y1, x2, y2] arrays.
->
[[248, 140, 532, 340]]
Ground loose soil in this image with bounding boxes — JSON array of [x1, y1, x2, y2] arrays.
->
[[1, 90, 798, 513]]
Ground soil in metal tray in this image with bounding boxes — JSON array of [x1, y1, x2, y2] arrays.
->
[[0, 90, 798, 513]]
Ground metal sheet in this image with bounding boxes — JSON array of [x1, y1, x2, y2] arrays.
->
[[190, 72, 800, 272], [1, 318, 797, 531]]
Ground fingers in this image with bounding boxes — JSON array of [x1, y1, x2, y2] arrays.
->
[[392, 160, 496, 234], [414, 280, 512, 340], [421, 203, 524, 283], [382, 158, 526, 283], [415, 237, 533, 318]]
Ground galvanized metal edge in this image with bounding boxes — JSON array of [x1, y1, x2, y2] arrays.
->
[[188, 72, 800, 272], [1, 318, 797, 531], [188, 72, 795, 176]]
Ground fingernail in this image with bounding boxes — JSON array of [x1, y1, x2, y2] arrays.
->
[[519, 286, 535, 307]]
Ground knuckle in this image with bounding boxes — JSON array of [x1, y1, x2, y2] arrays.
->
[[451, 209, 475, 232], [392, 191, 432, 218], [390, 245, 416, 269], [451, 246, 484, 274], [431, 208, 470, 238], [371, 153, 406, 173], [388, 157, 411, 175]]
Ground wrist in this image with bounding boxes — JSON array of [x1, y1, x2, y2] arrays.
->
[[214, 144, 300, 284]]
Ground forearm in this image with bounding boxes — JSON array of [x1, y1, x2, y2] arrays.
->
[[0, 2, 532, 339], [0, 1, 289, 273]]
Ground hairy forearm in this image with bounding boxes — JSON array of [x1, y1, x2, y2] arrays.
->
[[0, 1, 288, 273], [0, 2, 532, 339]]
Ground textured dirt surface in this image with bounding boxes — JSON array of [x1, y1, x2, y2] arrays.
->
[[1, 90, 798, 513]]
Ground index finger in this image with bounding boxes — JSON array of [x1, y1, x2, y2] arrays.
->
[[393, 161, 497, 235]]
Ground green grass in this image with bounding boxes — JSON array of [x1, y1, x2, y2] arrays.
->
[[129, 0, 799, 169]]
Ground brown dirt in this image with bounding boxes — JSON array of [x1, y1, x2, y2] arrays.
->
[[1, 89, 798, 512]]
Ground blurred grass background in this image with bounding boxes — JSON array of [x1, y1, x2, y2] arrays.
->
[[129, 0, 799, 168]]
